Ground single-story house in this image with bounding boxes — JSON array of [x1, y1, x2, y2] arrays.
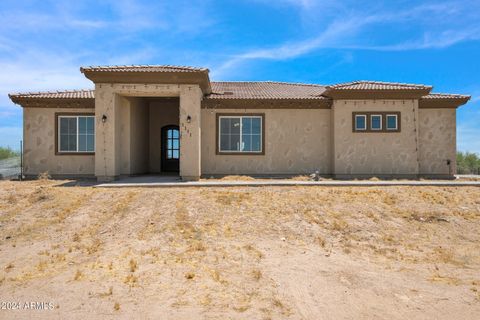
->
[[9, 65, 470, 181]]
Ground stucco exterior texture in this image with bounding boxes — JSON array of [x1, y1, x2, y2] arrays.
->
[[22, 93, 456, 180], [12, 64, 470, 181], [333, 100, 455, 178], [23, 106, 95, 177]]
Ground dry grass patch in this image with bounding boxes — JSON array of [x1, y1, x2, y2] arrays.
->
[[0, 181, 479, 318], [218, 175, 256, 181]]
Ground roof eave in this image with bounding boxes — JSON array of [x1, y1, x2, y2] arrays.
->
[[419, 96, 471, 109], [81, 68, 212, 95], [202, 97, 332, 109], [8, 95, 95, 108], [322, 88, 432, 100]]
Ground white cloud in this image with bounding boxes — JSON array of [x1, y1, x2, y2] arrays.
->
[[212, 2, 480, 78]]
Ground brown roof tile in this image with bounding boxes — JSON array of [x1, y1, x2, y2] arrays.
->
[[9, 89, 94, 100], [421, 93, 471, 99], [207, 81, 327, 100], [326, 80, 432, 91], [80, 65, 208, 73]]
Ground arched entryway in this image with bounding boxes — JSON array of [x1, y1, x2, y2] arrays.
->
[[161, 125, 180, 172]]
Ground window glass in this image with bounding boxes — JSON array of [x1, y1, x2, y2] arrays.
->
[[386, 115, 397, 130], [219, 116, 262, 152], [59, 117, 77, 152], [251, 118, 261, 134], [86, 117, 94, 135], [78, 116, 94, 152], [166, 128, 180, 159], [355, 115, 366, 130], [87, 135, 95, 152], [371, 115, 382, 130], [220, 117, 241, 151], [58, 116, 94, 152], [251, 134, 261, 151]]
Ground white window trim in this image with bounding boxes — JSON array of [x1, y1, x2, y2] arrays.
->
[[370, 114, 382, 131], [386, 114, 398, 131], [58, 115, 95, 153], [355, 115, 367, 131], [218, 115, 263, 153]]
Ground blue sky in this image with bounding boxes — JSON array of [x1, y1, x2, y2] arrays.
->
[[0, 0, 479, 152]]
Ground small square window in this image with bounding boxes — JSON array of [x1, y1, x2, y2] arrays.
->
[[371, 115, 382, 130], [355, 115, 367, 131], [386, 115, 398, 130]]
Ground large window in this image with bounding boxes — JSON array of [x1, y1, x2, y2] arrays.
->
[[57, 115, 95, 153], [352, 112, 400, 133], [217, 114, 264, 154]]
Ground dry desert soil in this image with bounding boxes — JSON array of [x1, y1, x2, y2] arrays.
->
[[0, 180, 479, 319]]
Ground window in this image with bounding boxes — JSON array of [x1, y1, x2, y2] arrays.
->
[[352, 112, 400, 132], [355, 115, 367, 131], [166, 128, 179, 159], [386, 114, 398, 130], [57, 115, 95, 153], [370, 115, 382, 130], [218, 114, 263, 154]]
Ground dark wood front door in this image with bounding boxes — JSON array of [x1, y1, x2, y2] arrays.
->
[[161, 125, 180, 172]]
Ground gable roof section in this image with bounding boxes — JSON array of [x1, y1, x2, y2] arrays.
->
[[80, 65, 212, 94], [207, 81, 327, 100], [323, 80, 432, 99], [203, 81, 331, 109], [326, 80, 432, 91]]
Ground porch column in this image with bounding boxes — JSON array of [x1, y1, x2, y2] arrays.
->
[[179, 85, 202, 181], [95, 84, 121, 182]]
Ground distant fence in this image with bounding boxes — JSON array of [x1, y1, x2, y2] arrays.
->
[[0, 156, 21, 180], [457, 167, 480, 175]]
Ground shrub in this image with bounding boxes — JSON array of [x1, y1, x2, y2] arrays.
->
[[0, 147, 19, 160], [457, 152, 480, 174]]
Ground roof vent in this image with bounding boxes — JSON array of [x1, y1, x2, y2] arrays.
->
[[223, 91, 234, 95]]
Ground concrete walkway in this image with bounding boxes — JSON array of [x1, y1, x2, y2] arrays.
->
[[95, 175, 480, 188]]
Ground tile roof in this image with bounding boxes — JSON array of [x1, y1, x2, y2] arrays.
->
[[80, 65, 209, 73], [421, 93, 471, 100], [9, 83, 471, 106], [206, 81, 328, 100], [9, 89, 94, 100], [326, 80, 432, 91]]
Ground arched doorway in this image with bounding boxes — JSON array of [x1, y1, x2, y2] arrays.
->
[[161, 125, 180, 172]]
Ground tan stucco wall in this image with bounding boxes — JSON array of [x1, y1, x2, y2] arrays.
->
[[23, 107, 95, 177], [418, 108, 456, 175], [94, 83, 200, 181], [148, 99, 179, 173], [179, 86, 202, 180], [21, 98, 460, 179], [117, 97, 149, 175], [129, 98, 149, 174], [332, 100, 419, 176], [201, 108, 331, 175]]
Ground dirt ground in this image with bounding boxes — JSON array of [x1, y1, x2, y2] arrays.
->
[[0, 180, 479, 319]]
